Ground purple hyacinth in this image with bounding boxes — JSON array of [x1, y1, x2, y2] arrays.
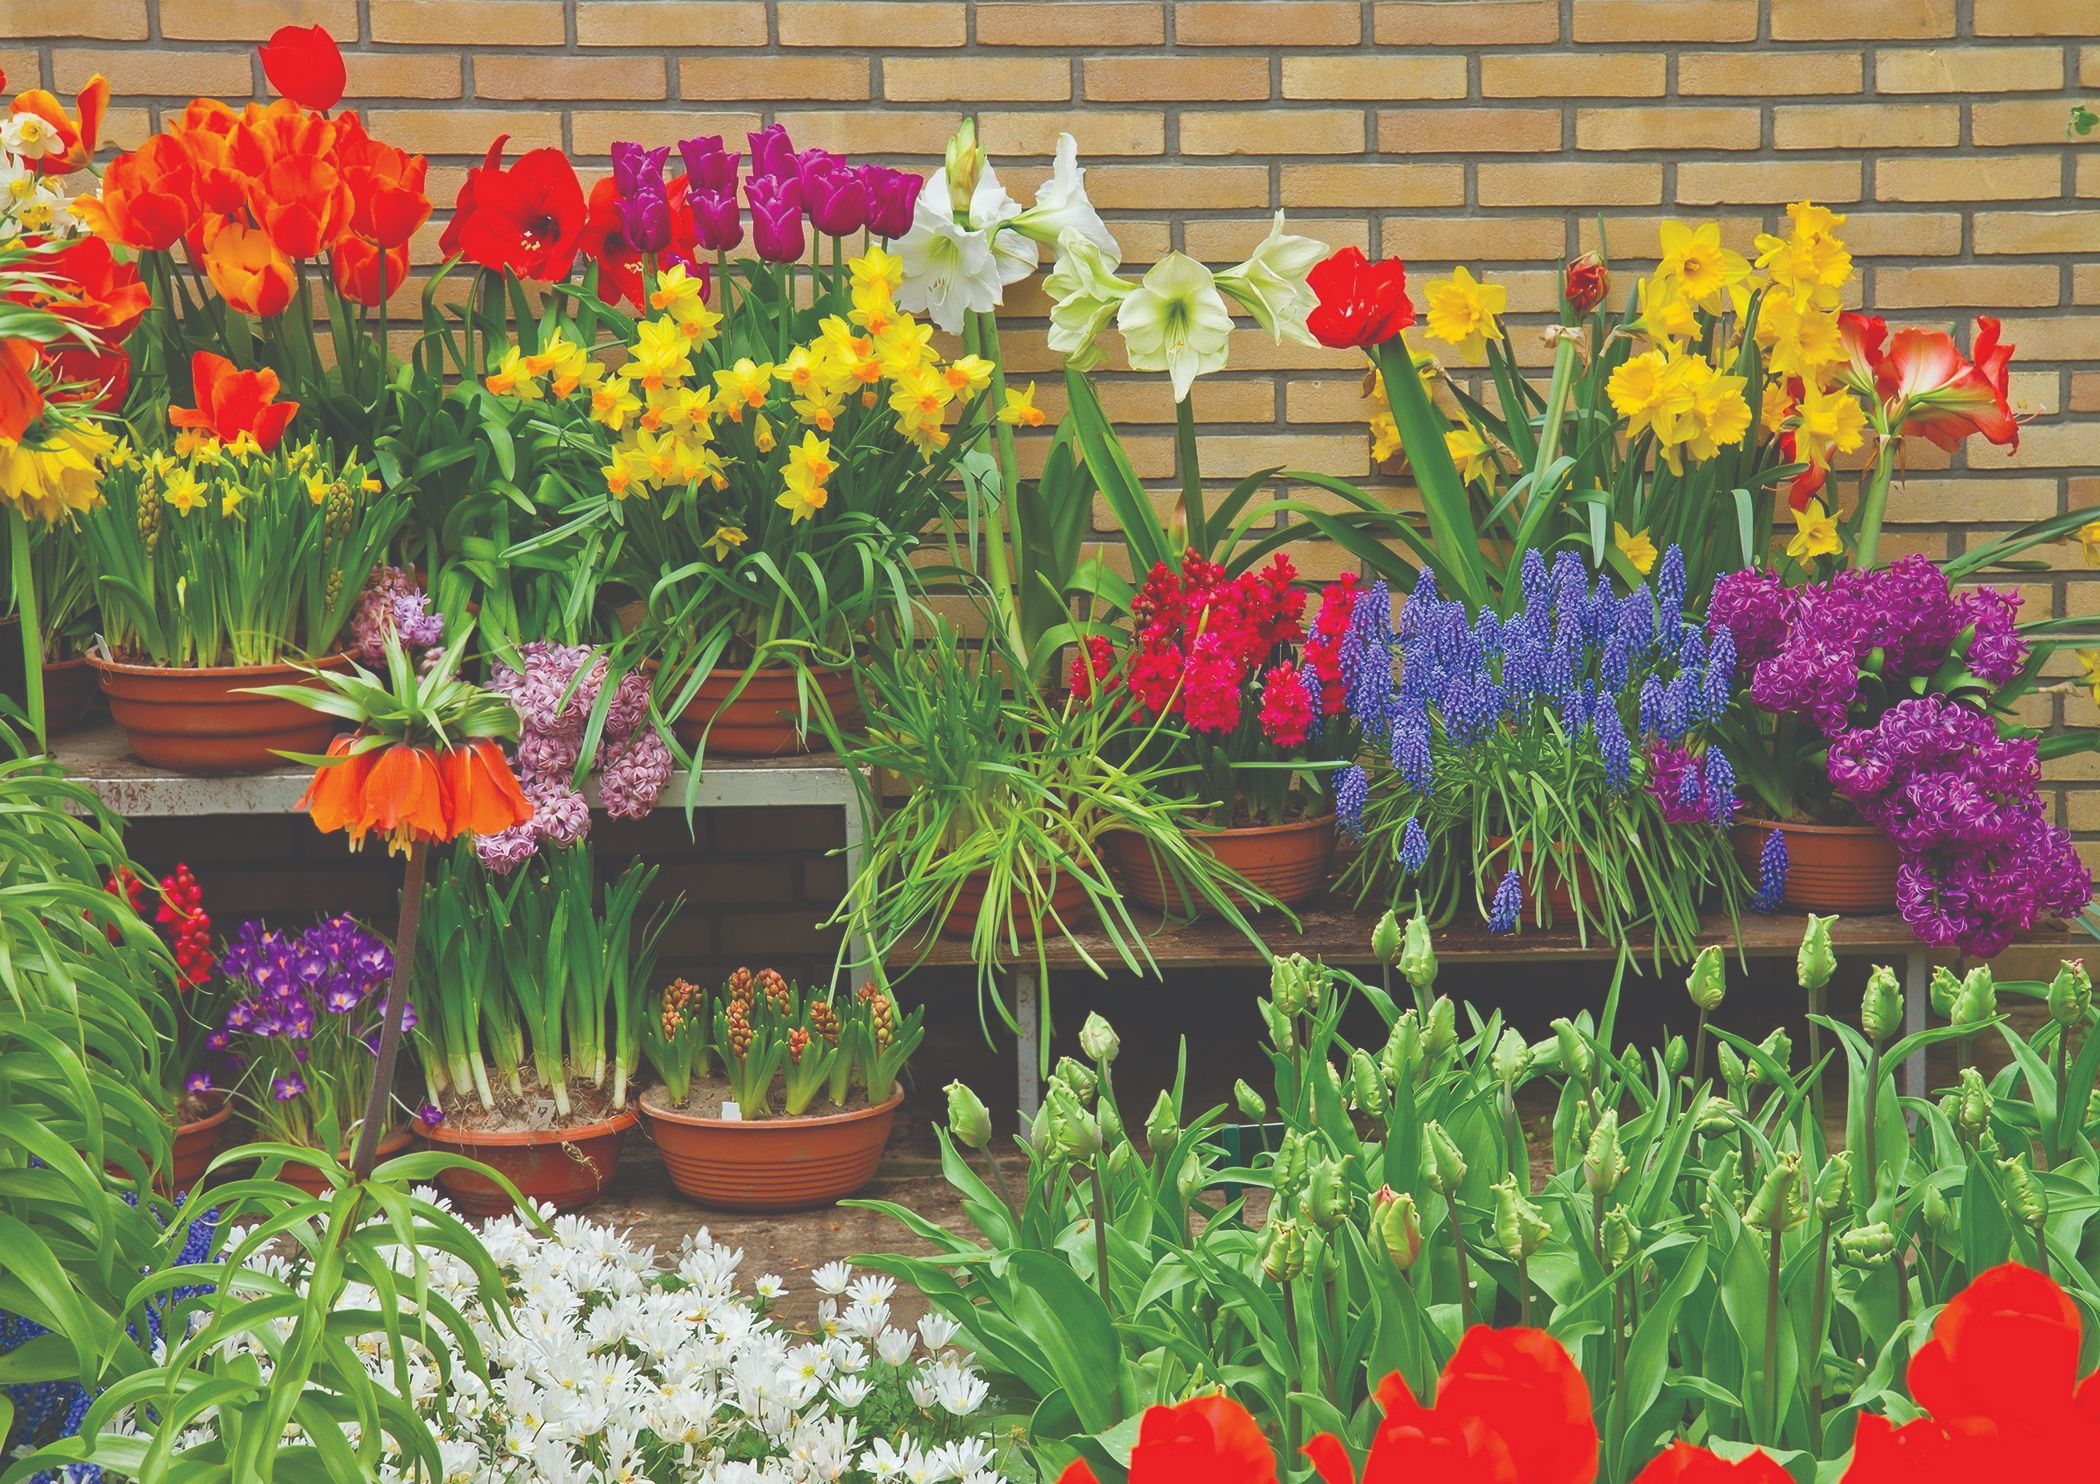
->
[[1487, 867, 1523, 935], [1335, 763, 1369, 840], [1595, 701, 1631, 791], [1750, 829, 1788, 913], [1398, 816, 1430, 875]]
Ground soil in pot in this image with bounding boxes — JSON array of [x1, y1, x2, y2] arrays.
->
[[168, 1093, 234, 1194], [641, 1072, 902, 1212], [670, 664, 860, 756], [89, 652, 350, 774], [938, 867, 1093, 940], [416, 1075, 637, 1216], [1733, 815, 1899, 914], [1106, 810, 1337, 914]]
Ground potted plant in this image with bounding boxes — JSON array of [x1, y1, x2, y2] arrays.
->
[[409, 841, 672, 1214], [2, 520, 100, 734], [638, 968, 922, 1210], [73, 398, 407, 773]]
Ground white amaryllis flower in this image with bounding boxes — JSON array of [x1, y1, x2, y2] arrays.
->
[[894, 169, 1004, 334], [1118, 253, 1235, 402], [1045, 229, 1133, 371], [1217, 211, 1326, 346], [1006, 133, 1119, 261]]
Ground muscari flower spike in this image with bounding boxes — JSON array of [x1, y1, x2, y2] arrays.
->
[[1398, 815, 1430, 874], [1750, 828, 1789, 913], [1487, 866, 1523, 935]]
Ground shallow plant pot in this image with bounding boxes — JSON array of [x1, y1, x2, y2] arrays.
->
[[417, 1108, 637, 1216], [670, 664, 860, 756], [167, 1098, 234, 1194], [89, 653, 349, 774], [939, 867, 1092, 940], [641, 1087, 902, 1212], [1105, 813, 1337, 914], [271, 1128, 414, 1196], [1733, 816, 1899, 914]]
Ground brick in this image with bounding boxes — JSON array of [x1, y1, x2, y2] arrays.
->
[[1377, 107, 1562, 155], [679, 56, 870, 101], [1374, 1, 1559, 44], [1176, 1, 1360, 46], [779, 2, 964, 47], [157, 0, 357, 40], [1281, 56, 1468, 101], [887, 57, 1069, 102], [566, 108, 756, 155], [1772, 104, 1961, 151], [1575, 106, 1761, 152], [476, 55, 667, 101], [1837, 212, 1962, 258], [1393, 217, 1569, 260], [1976, 212, 2100, 254], [1571, 1, 1756, 43], [1678, 51, 1862, 96], [2085, 46, 2100, 88], [1878, 47, 2066, 94], [1086, 56, 1269, 103], [1183, 109, 1364, 156], [576, 2, 767, 45], [978, 109, 1160, 156], [1085, 165, 1270, 211], [365, 109, 562, 155], [1771, 0, 1955, 38], [342, 53, 462, 99], [1975, 0, 2098, 35], [1281, 163, 1466, 209], [0, 1, 146, 39], [372, 0, 562, 43], [1877, 154, 2063, 203], [1994, 315, 2100, 361], [52, 47, 251, 95], [1976, 99, 2098, 146], [1889, 478, 2063, 524], [977, 2, 1164, 45], [1184, 215, 1367, 260], [772, 109, 958, 156], [1482, 53, 1668, 99], [1477, 162, 1662, 208], [2082, 154, 2100, 198], [1871, 265, 2062, 310], [1676, 160, 1863, 206]]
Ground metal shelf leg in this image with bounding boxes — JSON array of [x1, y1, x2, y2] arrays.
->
[[1902, 947, 1928, 1099], [1015, 968, 1041, 1122]]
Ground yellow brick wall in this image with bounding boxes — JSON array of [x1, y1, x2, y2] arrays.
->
[[6, 0, 2098, 862]]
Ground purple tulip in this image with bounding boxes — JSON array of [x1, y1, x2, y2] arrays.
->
[[688, 187, 744, 253], [801, 156, 868, 237], [677, 135, 740, 194], [746, 124, 798, 181], [863, 166, 923, 239], [746, 174, 805, 262], [620, 183, 673, 253], [610, 141, 670, 199]]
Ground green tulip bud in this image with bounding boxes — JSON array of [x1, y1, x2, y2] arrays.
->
[[1745, 1151, 1808, 1233], [1552, 1017, 1594, 1083], [1176, 1152, 1206, 1203], [1693, 1094, 1739, 1134], [1755, 1027, 1792, 1083], [1273, 1130, 1309, 1198], [1601, 1206, 1638, 1268], [1145, 1090, 1181, 1158], [1302, 1155, 1348, 1232], [1259, 1215, 1306, 1281], [1663, 1034, 1688, 1077], [1401, 914, 1438, 995], [1053, 1057, 1097, 1105], [944, 1081, 992, 1151], [1106, 1141, 1140, 1181], [1921, 1181, 1952, 1232], [1957, 1066, 1992, 1135], [1686, 944, 1726, 1012], [1951, 966, 1996, 1030], [1047, 1083, 1101, 1161], [1422, 1119, 1467, 1196], [2001, 1153, 2045, 1226], [1380, 1011, 1424, 1090], [1838, 1222, 1896, 1269], [1929, 965, 1961, 1019], [1028, 1099, 1058, 1161], [1259, 995, 1296, 1054], [1234, 1079, 1267, 1122], [1371, 909, 1403, 968], [1716, 1041, 1746, 1090], [1569, 1093, 1596, 1159], [1860, 965, 1902, 1045], [1796, 913, 1838, 994], [1492, 1175, 1550, 1260], [1349, 1048, 1388, 1118], [1078, 1013, 1120, 1066], [1582, 1111, 1628, 1196], [1270, 954, 1315, 1018], [1424, 996, 1458, 1058], [1097, 1096, 1125, 1147], [1370, 1186, 1424, 1273], [1491, 1027, 1531, 1086], [1704, 1149, 1743, 1216], [2048, 959, 2091, 1027], [1814, 1152, 1853, 1221]]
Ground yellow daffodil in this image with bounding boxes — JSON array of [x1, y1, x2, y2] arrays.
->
[[850, 246, 903, 299], [1755, 290, 1844, 381], [875, 318, 934, 377], [225, 431, 262, 461], [754, 413, 777, 455], [785, 431, 838, 489], [485, 345, 542, 399], [777, 465, 829, 524], [998, 382, 1047, 428], [705, 523, 747, 561], [1761, 381, 1796, 437], [1445, 426, 1494, 485], [1608, 350, 1695, 444], [713, 358, 776, 421], [591, 376, 642, 432], [906, 421, 951, 458], [2079, 650, 2100, 704], [1634, 274, 1698, 345], [523, 329, 576, 377], [1753, 201, 1852, 311], [303, 469, 331, 505], [1614, 523, 1659, 575], [942, 355, 994, 397], [888, 367, 953, 435], [1657, 220, 1749, 313], [622, 317, 695, 392], [2079, 518, 2100, 568], [103, 440, 135, 470], [672, 436, 724, 488], [775, 346, 826, 399], [1787, 499, 1841, 562], [648, 265, 721, 343], [631, 427, 680, 486], [163, 466, 207, 515], [219, 482, 246, 517], [549, 348, 603, 400], [850, 281, 899, 338], [1678, 359, 1751, 466], [1792, 384, 1868, 468], [655, 384, 714, 432], [1422, 266, 1507, 364], [1369, 411, 1401, 465], [360, 476, 382, 494], [172, 429, 221, 462], [793, 391, 844, 432]]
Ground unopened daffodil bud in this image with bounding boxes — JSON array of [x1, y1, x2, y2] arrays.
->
[[1078, 1013, 1120, 1066], [1860, 965, 1902, 1045], [945, 1081, 992, 1151], [1797, 913, 1838, 994], [1422, 1119, 1467, 1196], [1746, 1151, 1808, 1233], [1814, 1151, 1853, 1221], [1370, 1186, 1423, 1273], [1234, 1079, 1267, 1122], [1349, 1048, 1388, 1118], [1371, 909, 1402, 968], [1401, 914, 1438, 996], [2048, 959, 2091, 1027], [1686, 944, 1726, 1012], [1839, 1222, 1896, 1269], [1492, 1175, 1549, 1260], [1582, 1111, 1628, 1196]]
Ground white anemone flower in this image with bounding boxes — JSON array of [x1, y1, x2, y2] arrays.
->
[[893, 169, 1004, 335], [1117, 253, 1236, 402], [1217, 211, 1327, 347]]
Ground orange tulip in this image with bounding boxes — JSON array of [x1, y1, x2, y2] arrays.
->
[[170, 100, 251, 221], [169, 350, 299, 450], [334, 112, 431, 250], [35, 237, 151, 342], [228, 97, 335, 180], [248, 151, 353, 259], [73, 133, 199, 252], [330, 234, 410, 308], [201, 219, 297, 318], [0, 339, 44, 443], [298, 735, 380, 846], [10, 76, 108, 174], [438, 739, 535, 838]]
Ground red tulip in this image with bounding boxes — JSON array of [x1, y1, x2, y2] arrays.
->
[[10, 77, 107, 174], [73, 133, 199, 252], [168, 350, 299, 450], [441, 135, 587, 282], [331, 234, 410, 308], [1564, 252, 1610, 315], [1633, 1442, 1792, 1484], [259, 24, 346, 112], [1307, 247, 1415, 350], [1059, 1393, 1277, 1484], [334, 111, 431, 249]]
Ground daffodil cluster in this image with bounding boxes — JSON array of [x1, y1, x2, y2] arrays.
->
[[1606, 221, 1759, 478]]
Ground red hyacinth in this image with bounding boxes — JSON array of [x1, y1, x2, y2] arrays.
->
[[441, 135, 588, 282], [1258, 662, 1315, 748], [1307, 247, 1415, 350]]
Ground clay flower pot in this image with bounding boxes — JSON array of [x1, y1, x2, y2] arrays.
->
[[1733, 816, 1899, 914], [417, 1108, 637, 1216], [271, 1127, 414, 1196], [670, 664, 859, 756], [1484, 835, 1604, 918], [641, 1087, 902, 1212], [939, 867, 1092, 940], [0, 620, 98, 735], [167, 1098, 234, 1194], [88, 653, 350, 774], [1105, 813, 1337, 914]]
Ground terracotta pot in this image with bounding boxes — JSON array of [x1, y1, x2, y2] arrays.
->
[[939, 866, 1092, 940], [641, 1087, 902, 1212], [0, 621, 97, 734], [1733, 816, 1899, 914], [272, 1128, 414, 1196], [89, 653, 350, 774], [670, 664, 860, 756], [1484, 835, 1603, 918], [1105, 813, 1337, 913], [417, 1108, 637, 1216], [168, 1099, 234, 1194]]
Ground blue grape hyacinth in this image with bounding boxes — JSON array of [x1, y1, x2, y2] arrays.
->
[[1750, 828, 1789, 913], [1398, 816, 1430, 874], [1487, 866, 1523, 935]]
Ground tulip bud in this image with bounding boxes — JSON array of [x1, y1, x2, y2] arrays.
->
[[1234, 1079, 1267, 1122], [2001, 1153, 2045, 1226], [1716, 1041, 1746, 1091], [1424, 996, 1458, 1058], [1796, 914, 1838, 994], [1401, 914, 1438, 995], [1493, 1175, 1549, 1260], [1569, 1093, 1596, 1158], [1929, 965, 1961, 1019], [1746, 1151, 1807, 1233], [1273, 1131, 1309, 1198], [1582, 1111, 1628, 1196], [1349, 1048, 1388, 1118], [1047, 1084, 1101, 1161], [1371, 1186, 1423, 1273], [1145, 1090, 1181, 1158], [1380, 1011, 1423, 1090], [1921, 1181, 1952, 1232], [1814, 1151, 1853, 1221], [1686, 945, 1726, 1012], [1259, 1215, 1306, 1281], [1957, 1066, 1992, 1135], [1552, 1017, 1593, 1083], [1176, 1152, 1206, 1203], [1601, 1206, 1637, 1268], [1097, 1095, 1125, 1147], [1422, 1119, 1467, 1196], [944, 1081, 991, 1151], [1259, 995, 1296, 1054], [1663, 1035, 1688, 1077], [1106, 1141, 1140, 1181], [1860, 965, 1902, 1045], [1755, 1027, 1792, 1083], [2048, 959, 2091, 1027], [1564, 252, 1609, 315], [1270, 954, 1314, 1018], [1053, 1057, 1097, 1105], [1078, 1013, 1120, 1066], [1302, 1155, 1348, 1232], [1491, 1027, 1530, 1086], [1371, 909, 1402, 968], [1693, 1094, 1739, 1134], [1951, 966, 1996, 1030], [1028, 1098, 1058, 1161], [1704, 1150, 1743, 1215], [1839, 1222, 1896, 1269]]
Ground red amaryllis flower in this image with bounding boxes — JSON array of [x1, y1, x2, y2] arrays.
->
[[1881, 318, 2019, 454], [331, 234, 409, 308], [1564, 252, 1610, 315], [1305, 1329, 1599, 1484], [438, 738, 535, 838], [1307, 247, 1415, 350], [1633, 1442, 1792, 1483], [10, 77, 108, 174], [334, 112, 430, 249], [73, 133, 198, 251], [168, 351, 299, 450], [1058, 1394, 1276, 1484], [259, 24, 346, 112], [441, 136, 587, 281]]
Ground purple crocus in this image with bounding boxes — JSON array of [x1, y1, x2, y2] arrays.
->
[[271, 1075, 307, 1102], [746, 123, 797, 180], [184, 1071, 212, 1095], [746, 173, 805, 263], [677, 135, 740, 194]]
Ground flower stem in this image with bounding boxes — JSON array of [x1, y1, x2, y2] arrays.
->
[[1088, 1159, 1113, 1311], [1763, 1227, 1783, 1446], [7, 509, 43, 748], [351, 837, 429, 1180], [1451, 1202, 1475, 1330], [1851, 436, 1900, 570]]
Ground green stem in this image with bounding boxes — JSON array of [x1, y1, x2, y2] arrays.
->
[[351, 839, 429, 1179], [980, 1142, 1021, 1218], [969, 311, 1026, 665], [1851, 434, 1900, 570], [1810, 1219, 1831, 1432], [1807, 982, 1827, 1143], [1088, 1160, 1113, 1311], [1863, 1045, 1882, 1200], [1530, 332, 1579, 488], [8, 509, 43, 748], [1174, 393, 1205, 553], [1762, 1227, 1783, 1446], [1451, 1204, 1474, 1330], [1280, 1281, 1302, 1458], [1693, 1008, 1710, 1091]]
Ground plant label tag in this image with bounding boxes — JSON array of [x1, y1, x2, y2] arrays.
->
[[720, 1100, 743, 1121]]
